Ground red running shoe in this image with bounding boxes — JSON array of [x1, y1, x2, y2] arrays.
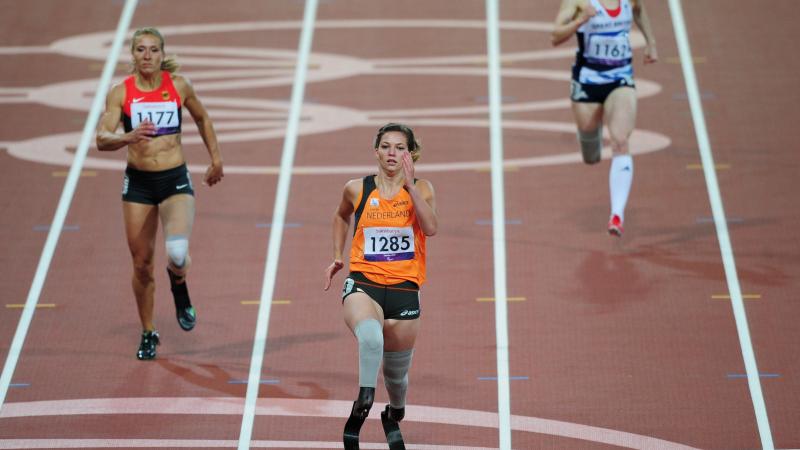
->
[[608, 214, 624, 237]]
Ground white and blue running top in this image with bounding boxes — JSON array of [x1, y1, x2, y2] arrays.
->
[[573, 0, 634, 85]]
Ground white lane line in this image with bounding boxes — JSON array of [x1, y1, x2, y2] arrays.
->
[[667, 1, 774, 449], [0, 0, 138, 412], [0, 397, 701, 449], [236, 1, 319, 449], [485, 0, 512, 449], [0, 440, 501, 449]]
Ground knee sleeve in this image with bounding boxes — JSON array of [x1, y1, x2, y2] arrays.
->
[[578, 127, 603, 164], [354, 319, 383, 388], [165, 235, 189, 268], [383, 349, 413, 409]]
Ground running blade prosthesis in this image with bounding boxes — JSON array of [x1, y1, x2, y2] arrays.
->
[[381, 405, 406, 449], [343, 387, 374, 449], [167, 268, 196, 331]]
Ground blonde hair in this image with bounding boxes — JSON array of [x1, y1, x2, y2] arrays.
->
[[130, 27, 180, 73], [374, 123, 422, 162]]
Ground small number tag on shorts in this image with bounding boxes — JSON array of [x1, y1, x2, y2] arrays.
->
[[343, 277, 355, 297]]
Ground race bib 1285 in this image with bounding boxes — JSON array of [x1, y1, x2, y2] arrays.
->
[[363, 226, 415, 262]]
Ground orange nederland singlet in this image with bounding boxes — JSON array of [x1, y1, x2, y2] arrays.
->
[[122, 71, 182, 136], [349, 175, 427, 286]]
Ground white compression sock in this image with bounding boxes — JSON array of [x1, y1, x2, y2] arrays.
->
[[609, 154, 633, 220], [354, 319, 383, 388], [383, 350, 414, 409]]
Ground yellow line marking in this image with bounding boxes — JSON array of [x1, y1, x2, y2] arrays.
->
[[52, 170, 97, 177], [241, 300, 292, 305], [711, 294, 761, 300], [6, 304, 56, 308], [665, 56, 707, 64], [476, 297, 526, 302], [686, 163, 730, 170], [474, 166, 519, 172]]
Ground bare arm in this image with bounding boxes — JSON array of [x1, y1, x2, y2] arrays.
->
[[178, 75, 224, 185], [552, 0, 595, 47], [408, 178, 437, 236], [401, 151, 437, 236], [95, 83, 155, 151], [323, 179, 358, 290], [632, 0, 658, 63]]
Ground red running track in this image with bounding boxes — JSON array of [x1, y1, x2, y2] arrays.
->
[[1, 0, 799, 449]]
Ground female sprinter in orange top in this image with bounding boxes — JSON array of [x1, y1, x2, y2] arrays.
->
[[324, 123, 437, 448], [96, 27, 223, 360]]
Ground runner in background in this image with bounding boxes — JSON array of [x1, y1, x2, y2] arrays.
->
[[552, 0, 657, 236], [96, 27, 223, 360]]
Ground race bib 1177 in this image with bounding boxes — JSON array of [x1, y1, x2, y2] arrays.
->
[[131, 101, 180, 135]]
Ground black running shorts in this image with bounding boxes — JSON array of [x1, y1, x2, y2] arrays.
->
[[122, 163, 194, 205], [342, 272, 421, 320], [570, 78, 636, 104]]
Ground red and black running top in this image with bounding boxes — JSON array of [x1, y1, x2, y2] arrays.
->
[[122, 71, 182, 136]]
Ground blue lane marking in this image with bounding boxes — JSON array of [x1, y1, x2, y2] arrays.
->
[[256, 222, 302, 228], [475, 219, 522, 226], [478, 376, 528, 381], [696, 217, 744, 224], [228, 379, 280, 384], [33, 225, 79, 232], [9, 383, 30, 388], [727, 373, 780, 379]]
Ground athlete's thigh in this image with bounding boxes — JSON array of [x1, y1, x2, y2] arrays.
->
[[571, 101, 604, 132], [603, 87, 637, 138], [343, 291, 384, 333], [158, 193, 195, 237], [383, 318, 420, 352], [122, 201, 159, 260]]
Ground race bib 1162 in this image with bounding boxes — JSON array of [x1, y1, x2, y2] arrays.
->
[[585, 33, 631, 64]]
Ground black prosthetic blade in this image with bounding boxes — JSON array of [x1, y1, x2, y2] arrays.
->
[[381, 405, 406, 450], [343, 409, 367, 449]]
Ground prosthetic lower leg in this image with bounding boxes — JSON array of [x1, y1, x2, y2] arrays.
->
[[578, 126, 603, 164], [343, 386, 374, 449], [380, 404, 406, 449], [167, 268, 195, 331]]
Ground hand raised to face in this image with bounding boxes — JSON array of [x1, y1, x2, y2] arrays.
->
[[401, 150, 416, 187]]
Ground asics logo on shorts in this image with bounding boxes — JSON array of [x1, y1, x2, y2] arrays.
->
[[399, 309, 419, 317], [122, 175, 129, 195]]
